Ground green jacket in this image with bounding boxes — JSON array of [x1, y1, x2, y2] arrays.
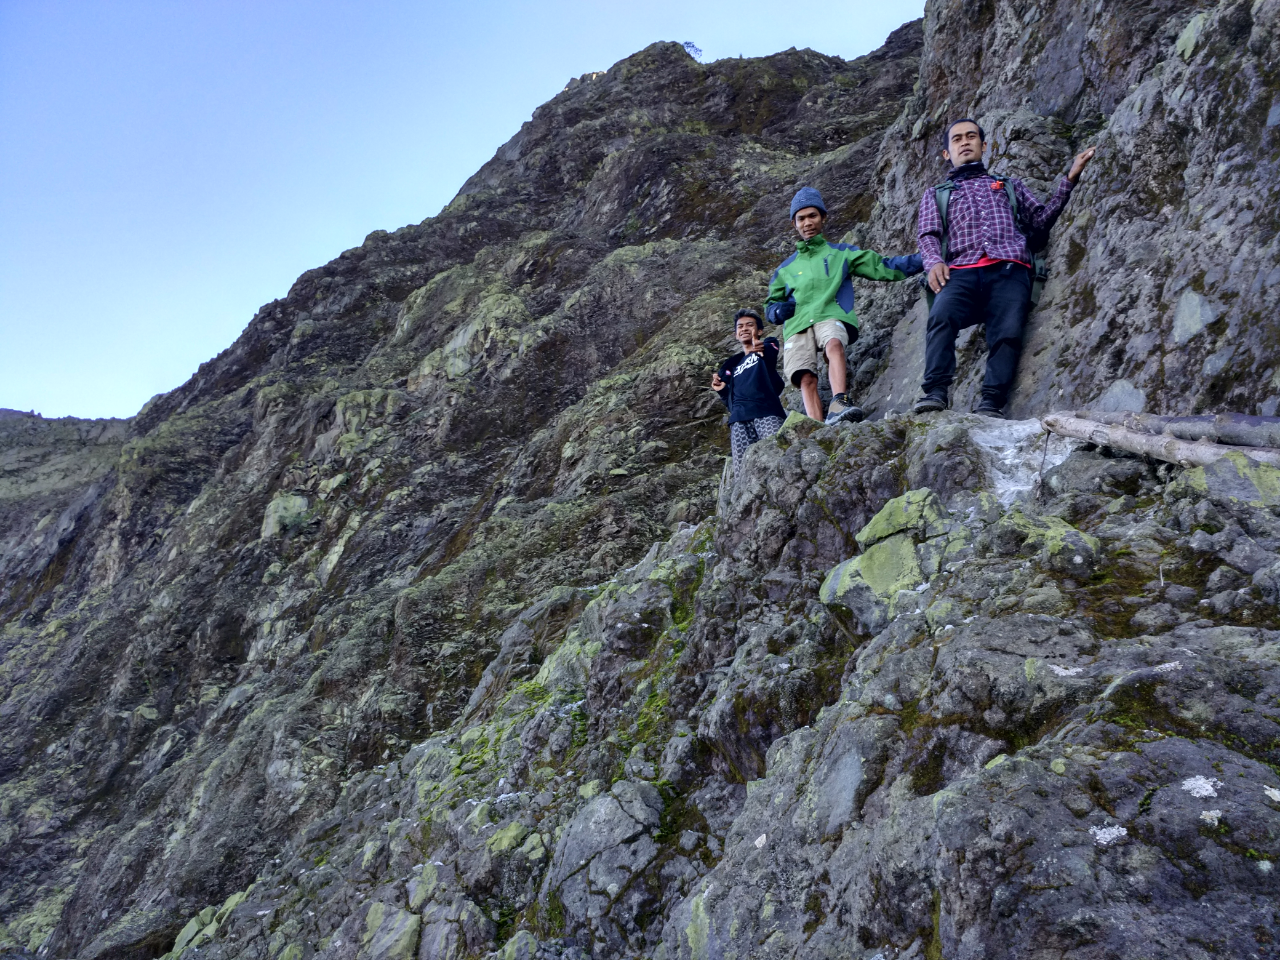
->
[[764, 236, 923, 340]]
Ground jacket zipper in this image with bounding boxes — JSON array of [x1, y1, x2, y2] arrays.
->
[[823, 257, 829, 276]]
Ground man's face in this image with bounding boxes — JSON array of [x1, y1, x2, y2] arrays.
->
[[793, 207, 824, 240], [735, 317, 759, 344], [943, 122, 984, 168]]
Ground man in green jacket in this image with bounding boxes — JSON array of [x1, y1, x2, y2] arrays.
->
[[765, 187, 923, 424]]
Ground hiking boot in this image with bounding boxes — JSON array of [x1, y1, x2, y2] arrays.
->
[[973, 400, 1007, 419], [912, 393, 947, 414], [825, 394, 865, 425]]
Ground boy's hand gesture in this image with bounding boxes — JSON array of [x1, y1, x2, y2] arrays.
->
[[711, 371, 726, 392], [746, 331, 765, 353]]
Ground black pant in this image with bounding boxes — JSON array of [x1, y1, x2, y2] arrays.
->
[[921, 261, 1031, 408]]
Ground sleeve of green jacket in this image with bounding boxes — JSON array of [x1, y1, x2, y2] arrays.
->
[[763, 265, 795, 326], [843, 247, 909, 282]]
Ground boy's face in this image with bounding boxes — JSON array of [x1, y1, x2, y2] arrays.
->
[[793, 207, 824, 240], [735, 317, 760, 344]]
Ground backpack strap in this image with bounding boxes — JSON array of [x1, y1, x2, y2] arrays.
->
[[932, 181, 954, 265], [999, 179, 1050, 308], [1002, 179, 1019, 224], [924, 182, 954, 309]]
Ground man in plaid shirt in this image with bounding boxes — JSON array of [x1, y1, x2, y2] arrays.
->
[[913, 119, 1096, 417]]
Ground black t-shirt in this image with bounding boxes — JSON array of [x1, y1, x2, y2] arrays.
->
[[717, 338, 786, 424]]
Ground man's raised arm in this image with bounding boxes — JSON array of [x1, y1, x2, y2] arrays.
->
[[1016, 146, 1097, 234]]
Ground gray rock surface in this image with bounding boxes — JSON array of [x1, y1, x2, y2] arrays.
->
[[3, 1, 1280, 958]]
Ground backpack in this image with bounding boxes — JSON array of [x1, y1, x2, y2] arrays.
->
[[923, 178, 1050, 310]]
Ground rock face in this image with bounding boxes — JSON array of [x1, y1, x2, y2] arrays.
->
[[2, 1, 1279, 958], [856, 0, 1280, 420]]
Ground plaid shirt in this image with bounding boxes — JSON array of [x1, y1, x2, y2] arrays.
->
[[917, 172, 1075, 271]]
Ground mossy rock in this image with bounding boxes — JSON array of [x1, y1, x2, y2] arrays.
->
[[855, 534, 925, 596], [496, 930, 540, 960], [260, 494, 309, 538], [855, 488, 950, 549], [1167, 451, 1280, 509], [486, 821, 531, 853], [986, 507, 1100, 575], [362, 901, 421, 960], [778, 410, 821, 441]]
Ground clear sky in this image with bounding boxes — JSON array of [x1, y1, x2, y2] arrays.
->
[[0, 0, 925, 421]]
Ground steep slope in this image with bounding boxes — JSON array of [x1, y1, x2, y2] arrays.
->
[[0, 28, 924, 959], [151, 412, 1280, 960], [3, 0, 1280, 957]]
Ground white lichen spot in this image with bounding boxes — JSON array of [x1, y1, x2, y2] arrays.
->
[[1258, 860, 1273, 874], [1181, 775, 1223, 799], [1264, 786, 1280, 803], [1152, 660, 1182, 674], [1089, 825, 1128, 847], [1200, 810, 1221, 827], [754, 834, 767, 849], [1050, 665, 1083, 677], [1073, 555, 1084, 565]]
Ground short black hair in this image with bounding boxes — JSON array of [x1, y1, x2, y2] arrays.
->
[[734, 308, 763, 331], [943, 118, 985, 149]]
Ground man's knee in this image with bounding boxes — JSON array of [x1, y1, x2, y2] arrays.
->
[[985, 308, 1027, 348], [798, 370, 818, 389]]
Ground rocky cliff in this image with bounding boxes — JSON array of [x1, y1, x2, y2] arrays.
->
[[2, 1, 1279, 959]]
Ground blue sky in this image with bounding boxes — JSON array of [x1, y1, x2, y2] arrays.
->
[[0, 1, 924, 420]]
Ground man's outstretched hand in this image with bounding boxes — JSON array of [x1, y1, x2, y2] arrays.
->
[[927, 262, 950, 293], [1068, 146, 1097, 183]]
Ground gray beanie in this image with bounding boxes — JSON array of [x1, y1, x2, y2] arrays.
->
[[789, 186, 826, 220]]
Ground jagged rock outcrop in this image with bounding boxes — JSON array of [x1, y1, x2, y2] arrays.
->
[[2, 0, 1279, 958]]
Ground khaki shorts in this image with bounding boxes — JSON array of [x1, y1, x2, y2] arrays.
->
[[782, 319, 851, 386]]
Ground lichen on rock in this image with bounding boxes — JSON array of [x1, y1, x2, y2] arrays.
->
[[5, 1, 1280, 957]]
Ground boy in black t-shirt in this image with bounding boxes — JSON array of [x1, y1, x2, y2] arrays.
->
[[711, 309, 787, 480]]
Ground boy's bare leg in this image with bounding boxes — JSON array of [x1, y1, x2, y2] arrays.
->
[[799, 371, 824, 420], [826, 339, 848, 397]]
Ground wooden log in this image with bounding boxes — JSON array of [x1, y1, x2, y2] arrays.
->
[[1042, 412, 1280, 468], [1072, 410, 1280, 449]]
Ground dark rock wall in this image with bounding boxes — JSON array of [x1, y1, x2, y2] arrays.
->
[[856, 0, 1280, 419], [2, 1, 1279, 958]]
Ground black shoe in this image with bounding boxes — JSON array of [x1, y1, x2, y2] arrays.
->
[[912, 393, 947, 414], [973, 401, 1007, 419]]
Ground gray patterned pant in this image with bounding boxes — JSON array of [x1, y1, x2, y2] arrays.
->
[[729, 415, 785, 480]]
